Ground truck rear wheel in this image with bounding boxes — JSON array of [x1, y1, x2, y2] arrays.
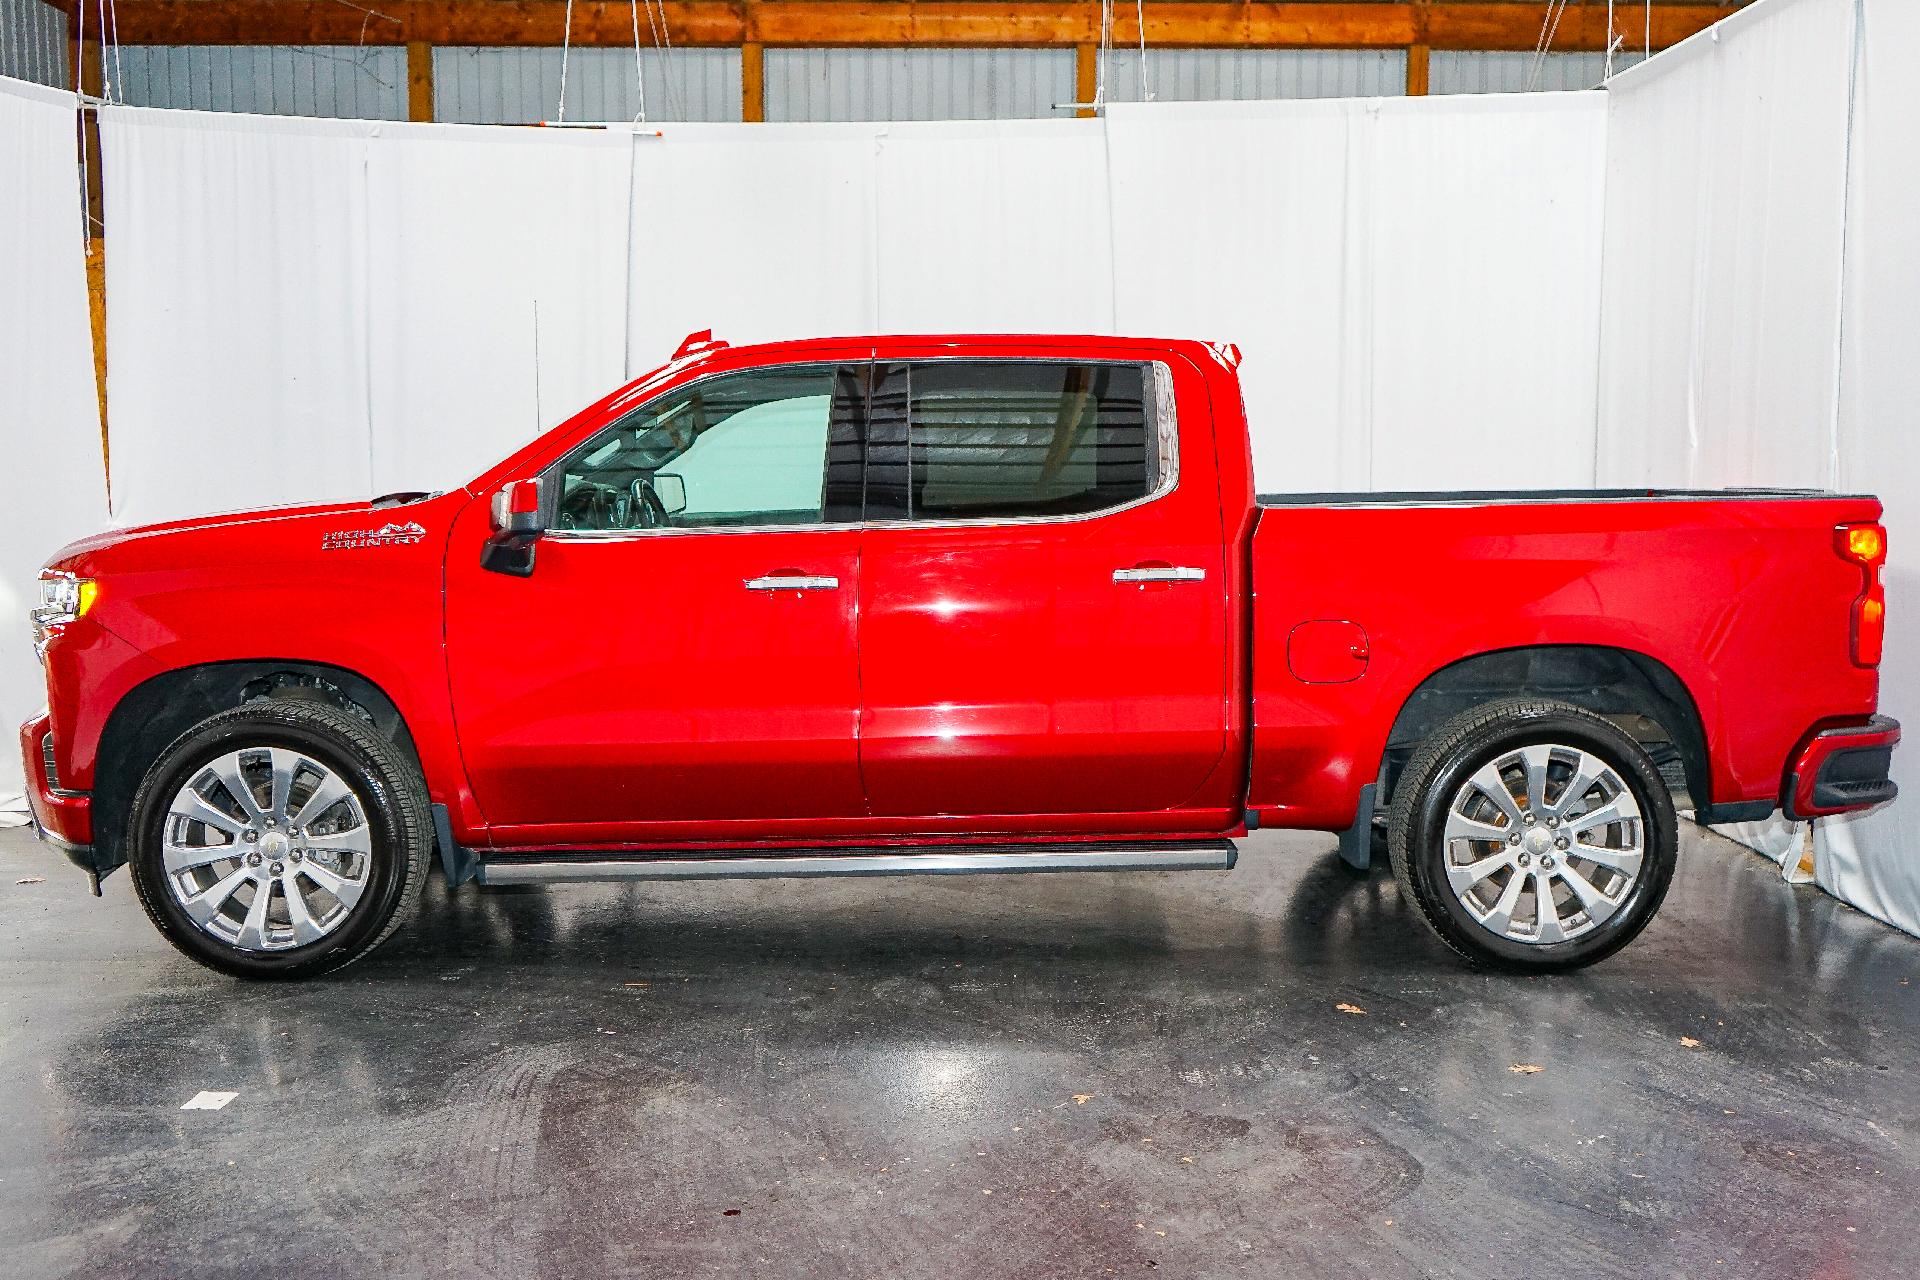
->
[[126, 700, 430, 980], [1386, 698, 1678, 971]]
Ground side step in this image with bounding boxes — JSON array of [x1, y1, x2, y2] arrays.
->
[[431, 811, 1235, 887]]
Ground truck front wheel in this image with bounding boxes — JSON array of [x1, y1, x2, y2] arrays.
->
[[1386, 698, 1678, 971], [126, 700, 431, 979]]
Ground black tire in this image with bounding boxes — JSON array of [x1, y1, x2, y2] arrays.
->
[[1386, 697, 1678, 972], [127, 699, 431, 980]]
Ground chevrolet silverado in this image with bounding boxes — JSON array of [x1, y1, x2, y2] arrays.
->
[[21, 333, 1901, 978]]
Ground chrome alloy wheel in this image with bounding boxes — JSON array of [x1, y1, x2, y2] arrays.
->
[[161, 747, 376, 952], [1440, 742, 1645, 945]]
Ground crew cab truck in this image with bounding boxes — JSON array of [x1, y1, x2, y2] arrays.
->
[[21, 333, 1901, 979]]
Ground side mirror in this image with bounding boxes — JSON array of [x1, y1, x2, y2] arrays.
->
[[652, 473, 688, 516], [482, 478, 545, 577]]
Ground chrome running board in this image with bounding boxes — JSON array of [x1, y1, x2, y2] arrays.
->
[[470, 839, 1237, 886]]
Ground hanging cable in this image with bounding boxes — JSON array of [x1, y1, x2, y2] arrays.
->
[[105, 0, 125, 102], [1092, 0, 1113, 108], [646, 0, 684, 123], [1645, 0, 1652, 64], [1134, 0, 1151, 102], [557, 0, 575, 123], [93, 0, 111, 102], [630, 0, 648, 122], [1527, 0, 1572, 92], [1605, 0, 1615, 81], [76, 0, 92, 252]]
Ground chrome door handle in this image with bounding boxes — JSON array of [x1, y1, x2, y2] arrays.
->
[[744, 574, 840, 591], [1113, 566, 1206, 584]]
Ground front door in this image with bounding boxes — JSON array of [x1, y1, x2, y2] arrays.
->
[[445, 361, 871, 844], [855, 356, 1233, 823]]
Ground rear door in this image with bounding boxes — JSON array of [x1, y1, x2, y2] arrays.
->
[[855, 353, 1233, 822]]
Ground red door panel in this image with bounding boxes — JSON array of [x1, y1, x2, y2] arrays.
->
[[445, 513, 864, 841], [858, 515, 1229, 817]]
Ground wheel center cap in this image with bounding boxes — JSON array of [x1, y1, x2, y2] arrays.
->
[[1525, 827, 1555, 856], [260, 832, 291, 860]]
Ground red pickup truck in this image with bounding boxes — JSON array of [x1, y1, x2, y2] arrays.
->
[[21, 333, 1899, 979]]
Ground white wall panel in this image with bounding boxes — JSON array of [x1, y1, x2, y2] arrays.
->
[[1596, 0, 1854, 488], [1099, 48, 1405, 104], [873, 121, 1114, 335], [99, 109, 380, 525], [627, 123, 880, 366], [433, 46, 740, 124], [0, 78, 108, 813], [1431, 50, 1645, 95], [0, 0, 68, 89], [1107, 94, 1606, 492], [765, 48, 1074, 122], [1366, 95, 1607, 489], [1816, 0, 1920, 934], [366, 125, 633, 492], [114, 45, 407, 119]]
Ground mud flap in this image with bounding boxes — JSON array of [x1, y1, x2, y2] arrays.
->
[[1337, 783, 1378, 872]]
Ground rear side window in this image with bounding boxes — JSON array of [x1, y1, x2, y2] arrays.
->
[[865, 361, 1167, 522]]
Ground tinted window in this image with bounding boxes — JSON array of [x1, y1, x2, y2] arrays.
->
[[554, 365, 863, 531], [867, 361, 1158, 522]]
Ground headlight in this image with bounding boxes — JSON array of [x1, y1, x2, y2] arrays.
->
[[31, 571, 98, 661]]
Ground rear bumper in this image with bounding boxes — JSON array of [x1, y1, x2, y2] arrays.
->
[[1784, 715, 1901, 821], [18, 710, 94, 862]]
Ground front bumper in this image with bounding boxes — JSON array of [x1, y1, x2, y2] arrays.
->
[[18, 710, 96, 876], [1784, 715, 1901, 821]]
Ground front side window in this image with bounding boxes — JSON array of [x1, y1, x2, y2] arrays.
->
[[553, 364, 862, 532], [865, 361, 1165, 523]]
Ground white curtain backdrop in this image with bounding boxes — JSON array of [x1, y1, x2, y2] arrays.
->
[[0, 76, 109, 817], [100, 109, 380, 527], [626, 123, 882, 367], [366, 124, 632, 493], [1817, 0, 1920, 932], [1107, 94, 1607, 490], [102, 100, 1606, 520], [1596, 0, 1855, 490]]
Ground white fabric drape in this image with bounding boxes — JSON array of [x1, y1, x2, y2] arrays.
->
[[0, 77, 109, 818], [1815, 0, 1920, 932], [1107, 94, 1606, 490], [366, 124, 632, 493], [1596, 0, 1855, 490], [100, 109, 380, 526], [627, 123, 882, 369], [872, 120, 1116, 336], [627, 119, 1118, 371]]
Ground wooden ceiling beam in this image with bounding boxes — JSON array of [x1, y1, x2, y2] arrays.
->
[[73, 3, 1739, 52]]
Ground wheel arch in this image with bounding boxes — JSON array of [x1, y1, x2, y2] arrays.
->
[[91, 659, 425, 874], [1376, 644, 1712, 814]]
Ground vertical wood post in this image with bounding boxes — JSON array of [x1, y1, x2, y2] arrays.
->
[[73, 24, 103, 239], [741, 41, 765, 122], [71, 15, 110, 498], [407, 41, 434, 121], [1407, 0, 1430, 96], [1074, 42, 1096, 118]]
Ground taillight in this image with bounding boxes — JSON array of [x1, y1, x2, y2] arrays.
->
[[1836, 522, 1888, 667]]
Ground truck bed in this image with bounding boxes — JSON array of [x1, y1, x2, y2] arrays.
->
[[1244, 489, 1882, 831]]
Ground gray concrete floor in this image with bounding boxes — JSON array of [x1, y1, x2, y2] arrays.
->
[[2, 823, 1917, 1280]]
